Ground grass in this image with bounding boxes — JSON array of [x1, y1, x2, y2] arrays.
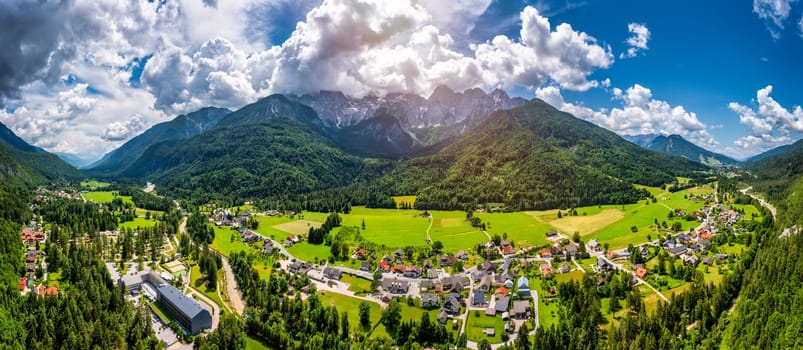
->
[[273, 220, 321, 237], [342, 274, 372, 294], [554, 270, 584, 283], [476, 212, 554, 247], [429, 210, 487, 251], [392, 195, 416, 208], [340, 207, 430, 248], [245, 335, 272, 350], [190, 265, 225, 309], [317, 292, 386, 338], [287, 242, 332, 263], [731, 204, 762, 221], [465, 310, 505, 343], [210, 225, 255, 257], [548, 209, 624, 237], [254, 263, 273, 281], [718, 243, 747, 256], [119, 217, 158, 229], [83, 191, 133, 205], [80, 180, 111, 189]]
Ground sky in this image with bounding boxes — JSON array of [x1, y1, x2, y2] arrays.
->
[[0, 0, 801, 161]]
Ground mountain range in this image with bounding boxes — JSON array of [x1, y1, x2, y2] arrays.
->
[[623, 133, 738, 166]]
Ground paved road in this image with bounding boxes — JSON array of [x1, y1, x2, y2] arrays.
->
[[185, 269, 221, 330]]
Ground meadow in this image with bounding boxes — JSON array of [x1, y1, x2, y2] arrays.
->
[[465, 310, 505, 343], [476, 211, 553, 247], [317, 292, 387, 338], [339, 207, 430, 248], [83, 191, 133, 205]]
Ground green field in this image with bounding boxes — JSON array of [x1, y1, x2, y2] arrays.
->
[[342, 274, 372, 294], [80, 180, 111, 189], [476, 212, 553, 247], [317, 292, 387, 338], [83, 191, 133, 205], [465, 310, 505, 343], [210, 225, 255, 257], [119, 217, 158, 229], [245, 335, 272, 350], [287, 242, 332, 263], [150, 301, 174, 323], [428, 210, 488, 251], [731, 204, 762, 221], [340, 207, 430, 248]]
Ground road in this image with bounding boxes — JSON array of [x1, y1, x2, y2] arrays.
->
[[739, 186, 777, 220], [186, 285, 221, 330], [219, 255, 246, 314]]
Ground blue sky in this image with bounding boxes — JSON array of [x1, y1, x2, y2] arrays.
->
[[0, 0, 801, 159]]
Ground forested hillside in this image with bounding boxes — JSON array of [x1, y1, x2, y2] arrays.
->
[[123, 118, 380, 204], [372, 99, 706, 210], [0, 122, 81, 182]]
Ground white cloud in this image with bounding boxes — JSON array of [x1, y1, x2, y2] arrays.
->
[[1, 0, 617, 159], [799, 15, 803, 37], [101, 114, 147, 141], [753, 0, 796, 39], [729, 85, 803, 153], [536, 84, 717, 148], [620, 23, 650, 59]]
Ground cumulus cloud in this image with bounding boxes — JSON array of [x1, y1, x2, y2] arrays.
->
[[753, 0, 796, 39], [620, 23, 650, 59], [1, 0, 618, 158], [536, 84, 717, 148], [101, 114, 147, 141], [729, 85, 803, 153]]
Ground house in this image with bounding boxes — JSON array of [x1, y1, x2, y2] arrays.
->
[[394, 249, 404, 259], [540, 262, 553, 276], [702, 257, 713, 265], [422, 260, 433, 269], [45, 286, 58, 296], [635, 267, 648, 278], [425, 268, 438, 279], [20, 277, 26, 291], [382, 279, 410, 294], [403, 265, 421, 278], [494, 295, 510, 314], [545, 230, 559, 238], [323, 267, 343, 280], [565, 243, 579, 256], [480, 261, 496, 274], [517, 276, 531, 297], [393, 265, 404, 274], [485, 328, 495, 336], [261, 244, 275, 255], [512, 300, 529, 319], [157, 284, 213, 335], [639, 246, 650, 256], [421, 293, 440, 308], [442, 295, 461, 314], [698, 239, 712, 248], [241, 230, 260, 243], [360, 262, 371, 272], [478, 275, 493, 292], [559, 263, 571, 273], [456, 250, 468, 260], [378, 260, 390, 272], [715, 253, 728, 260], [420, 280, 435, 291], [494, 287, 509, 296], [437, 311, 449, 324], [683, 255, 699, 266], [288, 235, 300, 243], [355, 248, 367, 260], [669, 245, 688, 257], [597, 259, 614, 272], [504, 279, 514, 289], [502, 245, 514, 255], [500, 240, 510, 248], [288, 261, 302, 273], [587, 239, 602, 252], [539, 248, 552, 259], [440, 255, 457, 266], [551, 244, 564, 257], [472, 290, 487, 306]]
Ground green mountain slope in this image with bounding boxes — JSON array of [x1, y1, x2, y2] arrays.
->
[[121, 118, 374, 201], [745, 138, 803, 203], [625, 133, 738, 166], [0, 122, 80, 182], [85, 107, 230, 176], [373, 99, 707, 210]]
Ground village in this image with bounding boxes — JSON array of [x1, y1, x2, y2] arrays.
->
[[18, 182, 764, 348]]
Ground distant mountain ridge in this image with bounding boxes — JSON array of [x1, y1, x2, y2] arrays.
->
[[85, 107, 231, 176], [623, 133, 738, 166]]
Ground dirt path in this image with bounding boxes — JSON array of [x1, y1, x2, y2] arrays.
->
[[220, 255, 246, 314], [739, 186, 777, 220]]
